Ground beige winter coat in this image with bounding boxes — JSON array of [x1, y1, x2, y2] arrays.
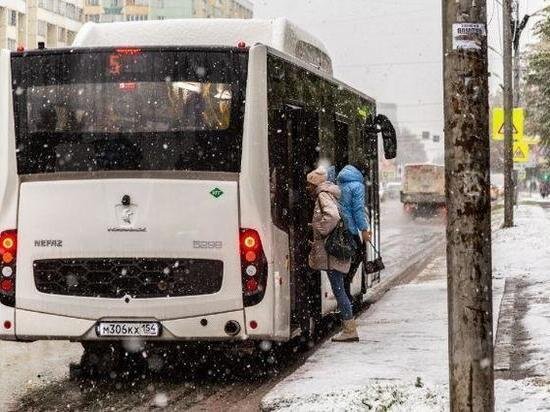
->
[[308, 182, 351, 274]]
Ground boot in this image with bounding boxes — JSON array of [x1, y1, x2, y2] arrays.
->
[[331, 319, 359, 342]]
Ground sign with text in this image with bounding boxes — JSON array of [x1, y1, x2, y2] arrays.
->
[[452, 23, 486, 50]]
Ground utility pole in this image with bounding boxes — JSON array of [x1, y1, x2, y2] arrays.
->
[[513, 13, 530, 107], [443, 0, 494, 411], [503, 0, 514, 227]]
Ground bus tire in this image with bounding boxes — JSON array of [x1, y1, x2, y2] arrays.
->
[[78, 342, 123, 379]]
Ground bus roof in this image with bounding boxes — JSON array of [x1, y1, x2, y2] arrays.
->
[[73, 18, 333, 74]]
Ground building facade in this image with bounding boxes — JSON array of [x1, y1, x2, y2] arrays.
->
[[84, 0, 253, 23], [0, 0, 85, 50], [0, 0, 253, 50]]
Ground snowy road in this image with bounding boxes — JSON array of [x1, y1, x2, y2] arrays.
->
[[1, 199, 445, 411], [379, 198, 445, 284]]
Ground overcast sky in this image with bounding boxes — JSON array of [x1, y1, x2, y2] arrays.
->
[[252, 0, 547, 137]]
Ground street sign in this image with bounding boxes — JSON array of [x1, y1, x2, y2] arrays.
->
[[492, 107, 524, 141], [513, 141, 530, 163]]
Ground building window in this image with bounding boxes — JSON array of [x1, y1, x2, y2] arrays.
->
[[67, 30, 77, 44], [7, 39, 17, 51], [37, 21, 47, 37], [58, 28, 66, 42], [9, 10, 17, 26], [86, 14, 101, 22], [86, 0, 100, 5], [126, 15, 147, 21]]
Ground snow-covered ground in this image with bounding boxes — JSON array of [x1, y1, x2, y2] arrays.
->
[[262, 204, 550, 411]]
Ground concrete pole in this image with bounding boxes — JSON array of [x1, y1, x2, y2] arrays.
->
[[503, 0, 515, 227], [442, 0, 495, 410]]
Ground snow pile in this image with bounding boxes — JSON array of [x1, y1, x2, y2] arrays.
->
[[262, 381, 447, 412], [493, 205, 550, 375], [495, 378, 550, 411]]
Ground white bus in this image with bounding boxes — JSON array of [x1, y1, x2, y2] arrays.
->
[[0, 19, 395, 359]]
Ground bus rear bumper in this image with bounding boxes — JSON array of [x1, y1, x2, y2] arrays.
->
[[11, 309, 248, 342]]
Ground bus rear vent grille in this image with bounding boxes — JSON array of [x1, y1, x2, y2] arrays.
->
[[33, 258, 223, 299]]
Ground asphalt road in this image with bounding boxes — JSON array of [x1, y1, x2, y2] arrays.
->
[[0, 199, 445, 411]]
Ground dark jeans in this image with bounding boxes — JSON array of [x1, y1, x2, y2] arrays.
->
[[327, 270, 354, 321], [345, 234, 364, 301]]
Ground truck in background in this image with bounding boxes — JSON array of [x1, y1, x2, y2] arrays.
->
[[400, 163, 445, 218]]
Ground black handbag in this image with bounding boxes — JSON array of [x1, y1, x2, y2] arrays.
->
[[363, 240, 385, 274], [323, 202, 355, 261]]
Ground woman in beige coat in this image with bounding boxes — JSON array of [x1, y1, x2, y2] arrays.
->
[[307, 167, 359, 342]]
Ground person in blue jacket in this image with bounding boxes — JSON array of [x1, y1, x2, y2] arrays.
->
[[337, 164, 371, 300]]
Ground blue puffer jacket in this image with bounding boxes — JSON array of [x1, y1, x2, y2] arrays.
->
[[337, 165, 369, 234]]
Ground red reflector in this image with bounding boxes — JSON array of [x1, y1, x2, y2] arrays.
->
[[245, 251, 257, 262], [0, 278, 14, 293], [3, 320, 11, 330], [245, 278, 258, 293], [249, 320, 258, 329]]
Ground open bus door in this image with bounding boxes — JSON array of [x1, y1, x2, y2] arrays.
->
[[362, 114, 397, 287], [283, 104, 321, 337]]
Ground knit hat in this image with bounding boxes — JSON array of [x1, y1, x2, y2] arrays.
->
[[307, 167, 328, 187]]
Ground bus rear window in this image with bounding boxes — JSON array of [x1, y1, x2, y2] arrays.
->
[[27, 82, 233, 134], [11, 49, 248, 174]]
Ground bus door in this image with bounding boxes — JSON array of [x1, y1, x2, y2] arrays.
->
[[363, 122, 382, 286], [284, 105, 320, 332]]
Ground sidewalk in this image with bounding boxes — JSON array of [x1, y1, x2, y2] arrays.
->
[[261, 204, 550, 411]]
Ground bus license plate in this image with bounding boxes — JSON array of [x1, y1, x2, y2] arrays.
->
[[97, 322, 161, 337]]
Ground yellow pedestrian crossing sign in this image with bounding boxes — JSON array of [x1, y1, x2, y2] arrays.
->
[[492, 108, 524, 141], [513, 141, 529, 163]]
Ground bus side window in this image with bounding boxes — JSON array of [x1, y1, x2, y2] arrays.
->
[[334, 119, 350, 172], [269, 109, 290, 230]]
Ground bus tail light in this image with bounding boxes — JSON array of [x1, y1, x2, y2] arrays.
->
[[0, 230, 17, 307], [240, 229, 267, 307]]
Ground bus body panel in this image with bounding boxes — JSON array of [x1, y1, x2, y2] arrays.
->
[[240, 45, 290, 340], [271, 227, 291, 339], [15, 178, 244, 336], [15, 308, 246, 341], [0, 50, 19, 340]]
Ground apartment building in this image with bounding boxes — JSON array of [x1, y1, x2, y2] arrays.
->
[[0, 0, 85, 50], [190, 0, 253, 19], [84, 0, 253, 23]]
